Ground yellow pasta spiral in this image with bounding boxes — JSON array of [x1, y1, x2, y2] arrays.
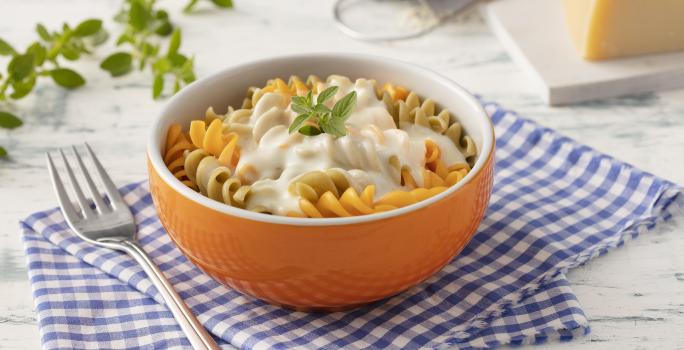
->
[[188, 118, 240, 168], [242, 75, 323, 109]]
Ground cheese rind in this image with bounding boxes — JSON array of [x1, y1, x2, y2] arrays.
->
[[562, 0, 684, 60]]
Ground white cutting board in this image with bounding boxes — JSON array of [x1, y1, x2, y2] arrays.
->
[[482, 0, 684, 106]]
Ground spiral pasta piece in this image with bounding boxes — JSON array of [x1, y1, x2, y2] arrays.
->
[[183, 149, 251, 208], [379, 84, 477, 166], [163, 124, 196, 189], [189, 119, 240, 167]]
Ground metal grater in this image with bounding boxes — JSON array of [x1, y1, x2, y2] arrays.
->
[[334, 0, 478, 41]]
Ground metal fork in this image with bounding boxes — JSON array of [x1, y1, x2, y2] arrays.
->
[[47, 144, 220, 350]]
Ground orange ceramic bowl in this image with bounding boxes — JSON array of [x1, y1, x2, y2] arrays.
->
[[147, 54, 495, 310]]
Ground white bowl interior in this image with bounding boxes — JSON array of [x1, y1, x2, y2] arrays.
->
[[148, 53, 494, 226]]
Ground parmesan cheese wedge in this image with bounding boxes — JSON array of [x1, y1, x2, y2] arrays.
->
[[562, 0, 684, 60]]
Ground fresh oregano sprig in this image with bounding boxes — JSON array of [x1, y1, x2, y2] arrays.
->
[[101, 0, 230, 99], [101, 0, 190, 98], [1, 0, 232, 157], [288, 86, 357, 137], [0, 19, 108, 156]]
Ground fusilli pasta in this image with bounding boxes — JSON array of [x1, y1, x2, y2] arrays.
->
[[163, 74, 477, 217]]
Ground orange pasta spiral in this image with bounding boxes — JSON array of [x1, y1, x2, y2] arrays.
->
[[163, 124, 197, 189]]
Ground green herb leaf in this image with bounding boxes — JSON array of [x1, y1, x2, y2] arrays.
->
[[291, 95, 308, 106], [8, 54, 34, 81], [0, 146, 7, 157], [298, 125, 322, 136], [321, 118, 347, 137], [10, 76, 36, 99], [152, 57, 172, 74], [305, 90, 313, 106], [180, 56, 195, 83], [183, 0, 200, 13], [288, 113, 311, 134], [156, 9, 169, 19], [0, 111, 23, 129], [90, 29, 109, 46], [0, 38, 16, 56], [153, 73, 164, 99], [313, 103, 331, 115], [74, 19, 103, 37], [60, 44, 80, 61], [167, 28, 181, 57], [26, 42, 46, 66], [291, 102, 311, 114], [316, 86, 338, 105], [154, 20, 173, 36], [36, 24, 52, 41], [332, 91, 357, 121], [129, 0, 149, 31], [50, 68, 85, 89], [116, 33, 134, 46], [100, 52, 133, 77], [212, 0, 234, 8]]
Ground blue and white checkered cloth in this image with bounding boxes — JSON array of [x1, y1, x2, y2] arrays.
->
[[21, 101, 684, 350]]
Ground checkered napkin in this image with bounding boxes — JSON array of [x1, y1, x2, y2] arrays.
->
[[21, 101, 683, 350]]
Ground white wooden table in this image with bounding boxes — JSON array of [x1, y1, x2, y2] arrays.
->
[[1, 1, 683, 349]]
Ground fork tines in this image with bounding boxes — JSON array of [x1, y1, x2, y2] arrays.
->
[[47, 143, 125, 220]]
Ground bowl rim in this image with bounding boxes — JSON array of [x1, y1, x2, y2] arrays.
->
[[147, 53, 494, 227]]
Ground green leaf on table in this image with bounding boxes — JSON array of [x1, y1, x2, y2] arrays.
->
[[0, 146, 7, 157], [36, 24, 52, 41], [74, 19, 102, 37], [332, 91, 356, 121], [152, 57, 172, 74], [10, 76, 36, 99], [90, 29, 109, 46], [8, 54, 34, 81], [298, 125, 322, 136], [154, 20, 173, 36], [212, 0, 234, 8], [60, 44, 80, 61], [100, 52, 133, 77], [167, 28, 181, 57], [153, 74, 164, 99], [180, 56, 195, 83], [0, 111, 23, 129], [139, 42, 158, 69], [116, 33, 134, 46], [129, 0, 149, 31], [0, 38, 16, 56], [26, 42, 46, 66], [50, 68, 85, 89], [316, 86, 338, 105], [183, 0, 200, 13], [155, 9, 169, 20], [168, 53, 187, 67]]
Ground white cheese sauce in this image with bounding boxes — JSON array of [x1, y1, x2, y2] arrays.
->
[[229, 76, 466, 215]]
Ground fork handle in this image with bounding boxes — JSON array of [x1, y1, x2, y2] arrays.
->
[[119, 240, 221, 350]]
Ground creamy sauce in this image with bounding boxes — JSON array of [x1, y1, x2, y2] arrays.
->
[[229, 76, 467, 215]]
